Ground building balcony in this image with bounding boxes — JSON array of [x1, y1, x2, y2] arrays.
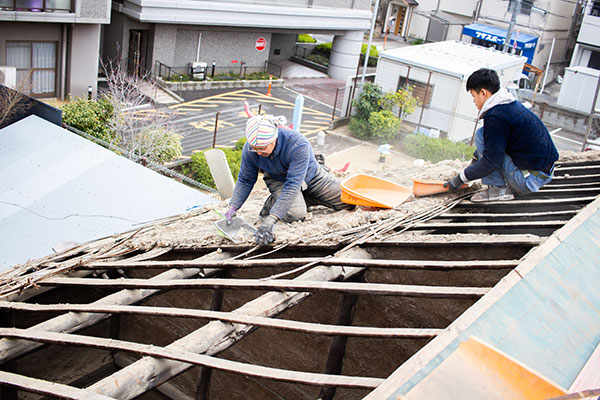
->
[[0, 0, 72, 12], [578, 12, 600, 47]]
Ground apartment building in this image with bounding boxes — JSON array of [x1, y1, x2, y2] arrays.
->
[[569, 0, 600, 70], [0, 0, 111, 99], [392, 0, 579, 75], [104, 0, 372, 81], [475, 0, 579, 70], [558, 0, 600, 112]]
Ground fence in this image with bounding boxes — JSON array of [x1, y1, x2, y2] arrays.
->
[[155, 61, 282, 81]]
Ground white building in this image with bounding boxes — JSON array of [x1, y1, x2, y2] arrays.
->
[[375, 40, 527, 142], [569, 0, 600, 70], [394, 0, 579, 77], [558, 1, 600, 113], [0, 0, 111, 99], [104, 0, 372, 81]]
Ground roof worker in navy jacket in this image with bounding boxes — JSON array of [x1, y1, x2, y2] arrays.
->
[[224, 114, 355, 245], [445, 68, 559, 202]]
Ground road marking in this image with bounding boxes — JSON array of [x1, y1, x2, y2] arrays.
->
[[171, 89, 332, 154], [189, 119, 236, 131]]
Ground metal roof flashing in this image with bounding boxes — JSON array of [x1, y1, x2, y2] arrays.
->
[[379, 40, 527, 79], [0, 115, 217, 271]]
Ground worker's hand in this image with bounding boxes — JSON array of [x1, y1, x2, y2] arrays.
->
[[224, 206, 237, 225], [255, 215, 277, 245], [444, 175, 464, 193]]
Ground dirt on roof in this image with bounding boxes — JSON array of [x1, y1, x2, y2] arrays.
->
[[125, 150, 600, 251]]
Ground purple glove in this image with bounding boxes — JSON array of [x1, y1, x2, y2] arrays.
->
[[224, 206, 238, 224]]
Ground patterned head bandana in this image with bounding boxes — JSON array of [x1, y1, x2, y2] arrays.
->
[[246, 115, 279, 147]]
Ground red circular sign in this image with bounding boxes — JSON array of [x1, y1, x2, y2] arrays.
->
[[255, 37, 266, 52]]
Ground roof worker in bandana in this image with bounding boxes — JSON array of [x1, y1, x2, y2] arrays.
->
[[444, 68, 559, 202], [224, 114, 355, 245]]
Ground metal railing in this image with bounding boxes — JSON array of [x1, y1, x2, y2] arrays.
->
[[155, 60, 281, 81]]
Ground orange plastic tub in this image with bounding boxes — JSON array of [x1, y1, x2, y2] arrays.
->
[[412, 178, 467, 197], [341, 174, 412, 209]]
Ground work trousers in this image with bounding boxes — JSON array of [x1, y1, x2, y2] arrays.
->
[[261, 166, 355, 222], [474, 127, 553, 195]]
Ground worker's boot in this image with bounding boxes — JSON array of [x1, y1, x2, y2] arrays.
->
[[470, 185, 514, 202]]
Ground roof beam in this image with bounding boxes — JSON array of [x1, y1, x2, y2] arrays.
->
[[85, 248, 369, 398], [0, 250, 229, 364], [0, 328, 384, 390], [0, 301, 442, 338], [0, 370, 114, 400], [84, 258, 519, 271], [38, 277, 490, 298]]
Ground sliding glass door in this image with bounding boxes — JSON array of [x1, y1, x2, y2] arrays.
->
[[6, 41, 57, 96]]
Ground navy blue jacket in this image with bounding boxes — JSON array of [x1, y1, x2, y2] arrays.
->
[[464, 100, 559, 181], [230, 128, 319, 220]]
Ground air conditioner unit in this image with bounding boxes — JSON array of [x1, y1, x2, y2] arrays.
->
[[0, 66, 17, 89]]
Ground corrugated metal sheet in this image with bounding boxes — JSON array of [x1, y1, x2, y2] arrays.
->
[[0, 115, 217, 270], [367, 198, 600, 399]]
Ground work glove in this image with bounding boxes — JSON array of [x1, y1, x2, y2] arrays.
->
[[444, 174, 464, 193], [224, 206, 238, 225], [255, 215, 277, 245]]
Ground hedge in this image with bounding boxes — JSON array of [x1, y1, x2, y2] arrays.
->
[[403, 134, 475, 163]]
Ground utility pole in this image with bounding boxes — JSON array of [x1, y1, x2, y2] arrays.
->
[[360, 0, 380, 88], [504, 0, 521, 53]]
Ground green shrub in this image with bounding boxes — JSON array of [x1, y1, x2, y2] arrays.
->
[[305, 53, 329, 66], [166, 74, 192, 82], [61, 96, 114, 142], [368, 110, 401, 143], [361, 43, 379, 59], [137, 127, 183, 163], [315, 42, 332, 56], [348, 117, 371, 139], [403, 134, 475, 163], [409, 36, 425, 45], [297, 34, 317, 43], [234, 137, 247, 151], [352, 82, 384, 121], [183, 147, 243, 189], [349, 82, 385, 139], [244, 71, 270, 80]]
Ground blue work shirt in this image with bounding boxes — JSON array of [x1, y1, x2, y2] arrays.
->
[[230, 128, 319, 220]]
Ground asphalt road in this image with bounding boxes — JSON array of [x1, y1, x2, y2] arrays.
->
[[159, 87, 335, 156]]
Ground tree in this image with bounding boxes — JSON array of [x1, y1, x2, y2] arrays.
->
[[380, 86, 420, 120], [101, 59, 182, 164], [0, 73, 33, 129]]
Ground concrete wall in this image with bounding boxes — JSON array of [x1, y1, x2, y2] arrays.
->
[[79, 0, 110, 20], [578, 12, 600, 48], [102, 11, 126, 66], [478, 0, 577, 68], [439, 0, 477, 17], [269, 33, 298, 64], [68, 24, 101, 98]]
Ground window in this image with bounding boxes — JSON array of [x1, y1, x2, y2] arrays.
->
[[589, 51, 600, 70], [397, 77, 433, 108], [6, 41, 57, 96], [590, 1, 600, 17], [0, 0, 72, 12], [508, 0, 534, 16]]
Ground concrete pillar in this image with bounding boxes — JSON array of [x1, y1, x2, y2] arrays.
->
[[328, 30, 364, 81], [68, 24, 101, 98]]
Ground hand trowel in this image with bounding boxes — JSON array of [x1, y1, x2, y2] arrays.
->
[[214, 215, 258, 243]]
